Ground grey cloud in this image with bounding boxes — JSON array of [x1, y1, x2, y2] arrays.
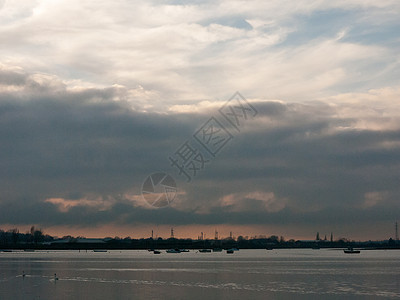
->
[[0, 70, 201, 204], [1, 69, 400, 237], [0, 69, 27, 86]]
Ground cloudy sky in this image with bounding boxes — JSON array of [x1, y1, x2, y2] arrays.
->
[[1, 0, 400, 240]]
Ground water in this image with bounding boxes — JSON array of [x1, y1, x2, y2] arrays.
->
[[0, 249, 399, 299]]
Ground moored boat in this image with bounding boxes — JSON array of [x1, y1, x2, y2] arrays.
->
[[166, 249, 181, 253], [344, 248, 360, 254], [199, 249, 211, 253]]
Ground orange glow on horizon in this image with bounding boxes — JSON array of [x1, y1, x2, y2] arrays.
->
[[0, 223, 388, 241], [0, 223, 320, 241]]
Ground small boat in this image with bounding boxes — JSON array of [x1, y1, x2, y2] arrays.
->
[[212, 248, 222, 252], [179, 249, 190, 252], [344, 248, 360, 254], [199, 249, 211, 253], [153, 250, 161, 254], [93, 249, 108, 253], [226, 249, 234, 254], [166, 249, 181, 253], [1, 249, 12, 252]]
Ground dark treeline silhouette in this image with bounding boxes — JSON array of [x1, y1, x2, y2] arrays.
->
[[1, 227, 399, 250], [0, 226, 53, 246]]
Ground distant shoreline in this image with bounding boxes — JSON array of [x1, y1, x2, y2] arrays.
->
[[2, 242, 400, 251]]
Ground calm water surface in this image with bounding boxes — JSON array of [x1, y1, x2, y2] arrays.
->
[[0, 249, 399, 299]]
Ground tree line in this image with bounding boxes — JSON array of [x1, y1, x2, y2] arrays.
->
[[0, 226, 53, 245]]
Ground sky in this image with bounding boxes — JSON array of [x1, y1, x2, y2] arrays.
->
[[0, 0, 400, 240]]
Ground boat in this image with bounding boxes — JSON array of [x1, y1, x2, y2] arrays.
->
[[199, 249, 211, 253], [343, 248, 360, 254], [166, 249, 181, 253], [212, 248, 222, 252], [153, 250, 161, 254], [93, 249, 108, 253], [1, 249, 12, 252], [226, 249, 234, 254], [179, 249, 190, 252]]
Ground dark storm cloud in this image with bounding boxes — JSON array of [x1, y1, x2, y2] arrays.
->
[[1, 68, 400, 232], [0, 69, 201, 204], [194, 102, 400, 208]]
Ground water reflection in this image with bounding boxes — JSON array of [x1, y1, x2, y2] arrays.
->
[[0, 249, 399, 299]]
